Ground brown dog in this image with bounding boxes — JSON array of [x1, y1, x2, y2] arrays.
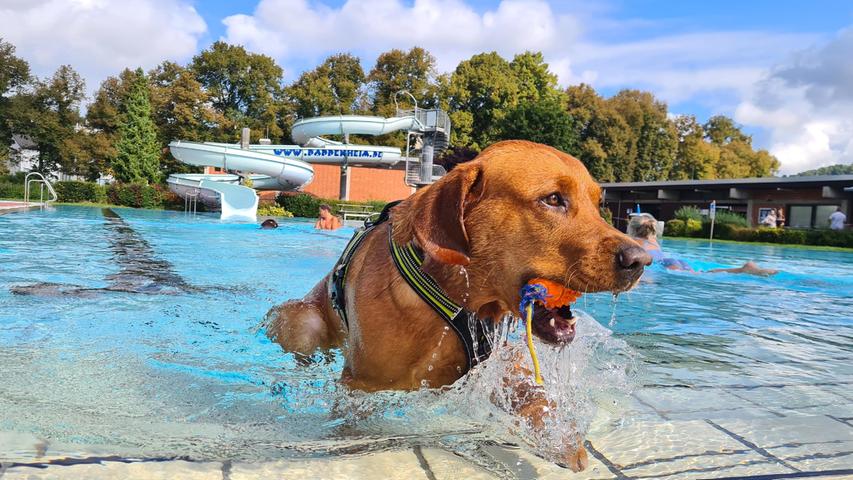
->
[[265, 140, 650, 471]]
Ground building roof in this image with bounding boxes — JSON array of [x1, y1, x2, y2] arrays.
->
[[601, 175, 853, 190], [10, 134, 38, 150]]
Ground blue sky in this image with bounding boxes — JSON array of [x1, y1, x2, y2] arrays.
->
[[2, 0, 852, 173]]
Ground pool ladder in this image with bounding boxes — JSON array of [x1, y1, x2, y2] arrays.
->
[[24, 172, 58, 206]]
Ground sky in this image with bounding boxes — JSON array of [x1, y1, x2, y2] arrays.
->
[[2, 0, 853, 174]]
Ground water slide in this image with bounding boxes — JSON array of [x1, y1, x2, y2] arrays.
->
[[168, 141, 314, 220], [167, 110, 449, 220]]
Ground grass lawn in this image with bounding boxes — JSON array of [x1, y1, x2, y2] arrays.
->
[[665, 235, 853, 252]]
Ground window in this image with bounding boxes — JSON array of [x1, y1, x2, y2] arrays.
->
[[789, 206, 812, 228], [816, 205, 840, 228], [787, 205, 840, 228]]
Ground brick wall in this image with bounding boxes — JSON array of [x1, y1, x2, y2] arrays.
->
[[302, 164, 414, 201]]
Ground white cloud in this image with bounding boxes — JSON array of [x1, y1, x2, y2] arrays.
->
[[223, 0, 576, 74], [736, 28, 853, 174], [0, 0, 206, 98]]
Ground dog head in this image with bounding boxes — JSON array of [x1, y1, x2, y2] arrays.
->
[[394, 140, 650, 345]]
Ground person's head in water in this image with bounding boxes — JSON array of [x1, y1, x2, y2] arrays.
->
[[634, 217, 657, 240], [318, 204, 333, 219], [260, 219, 279, 229]]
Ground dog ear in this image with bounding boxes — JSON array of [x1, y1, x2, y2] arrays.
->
[[412, 161, 483, 266]]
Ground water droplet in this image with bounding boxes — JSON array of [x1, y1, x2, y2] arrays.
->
[[427, 365, 434, 371]]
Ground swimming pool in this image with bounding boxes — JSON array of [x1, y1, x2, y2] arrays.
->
[[1, 206, 851, 478]]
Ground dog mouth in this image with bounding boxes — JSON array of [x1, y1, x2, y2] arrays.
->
[[530, 303, 576, 345]]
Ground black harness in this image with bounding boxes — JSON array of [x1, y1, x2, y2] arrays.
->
[[329, 201, 493, 372]]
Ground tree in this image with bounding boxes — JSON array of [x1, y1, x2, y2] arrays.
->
[[6, 65, 86, 175], [796, 164, 853, 176], [0, 38, 31, 170], [509, 51, 559, 102], [191, 41, 284, 141], [497, 96, 578, 155], [149, 61, 224, 173], [704, 115, 750, 145], [288, 53, 366, 118], [114, 68, 160, 183], [367, 47, 438, 116], [443, 52, 520, 150], [607, 90, 676, 181]]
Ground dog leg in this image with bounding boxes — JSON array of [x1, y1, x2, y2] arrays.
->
[[264, 277, 343, 357]]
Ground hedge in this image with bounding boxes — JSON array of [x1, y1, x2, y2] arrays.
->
[[665, 219, 853, 248], [0, 182, 25, 199], [107, 183, 166, 209], [276, 192, 388, 218], [55, 181, 107, 203]]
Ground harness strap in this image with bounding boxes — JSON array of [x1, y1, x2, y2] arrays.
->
[[330, 201, 403, 329], [388, 225, 492, 372]]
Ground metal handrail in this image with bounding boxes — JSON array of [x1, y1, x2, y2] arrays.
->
[[24, 172, 58, 206]]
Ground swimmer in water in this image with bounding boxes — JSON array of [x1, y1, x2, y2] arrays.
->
[[630, 215, 777, 277], [260, 219, 279, 229]]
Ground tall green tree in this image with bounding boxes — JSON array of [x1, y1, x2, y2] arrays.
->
[[114, 68, 160, 183], [509, 51, 559, 102], [443, 52, 519, 149], [497, 96, 578, 155], [191, 41, 284, 141], [288, 53, 366, 118], [367, 47, 437, 116], [0, 38, 31, 172], [149, 61, 224, 173], [6, 65, 86, 175], [607, 90, 676, 181]]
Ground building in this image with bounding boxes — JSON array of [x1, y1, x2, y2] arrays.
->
[[8, 134, 39, 174], [602, 175, 853, 230], [204, 163, 414, 203]]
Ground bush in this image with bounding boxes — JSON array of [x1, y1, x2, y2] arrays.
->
[[258, 204, 293, 217], [685, 218, 702, 237], [276, 192, 321, 217], [107, 182, 164, 209], [664, 219, 685, 237], [276, 192, 388, 218], [600, 207, 613, 225], [0, 182, 25, 199], [674, 206, 702, 222], [55, 181, 107, 203], [713, 209, 748, 227]]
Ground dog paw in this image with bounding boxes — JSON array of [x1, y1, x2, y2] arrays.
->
[[557, 443, 589, 472]]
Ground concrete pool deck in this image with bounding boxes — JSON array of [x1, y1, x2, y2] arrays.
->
[[2, 383, 851, 480], [0, 201, 43, 214]]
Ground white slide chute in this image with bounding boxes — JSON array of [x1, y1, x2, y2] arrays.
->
[[167, 106, 451, 221]]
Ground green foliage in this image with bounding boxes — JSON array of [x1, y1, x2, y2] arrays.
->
[[288, 53, 365, 119], [191, 41, 284, 141], [496, 96, 578, 154], [795, 164, 853, 176], [114, 68, 161, 184], [106, 182, 164, 209], [276, 193, 321, 218], [368, 47, 438, 116], [600, 206, 613, 225], [257, 204, 293, 217], [674, 206, 702, 221], [54, 181, 106, 203], [664, 219, 685, 237], [275, 192, 387, 218], [0, 181, 25, 199], [685, 219, 702, 236], [711, 209, 748, 227]]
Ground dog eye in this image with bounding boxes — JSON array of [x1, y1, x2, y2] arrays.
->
[[542, 193, 566, 208]]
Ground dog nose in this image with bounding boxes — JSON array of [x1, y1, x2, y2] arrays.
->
[[617, 244, 652, 272]]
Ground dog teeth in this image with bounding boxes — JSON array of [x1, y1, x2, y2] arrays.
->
[[549, 318, 555, 328]]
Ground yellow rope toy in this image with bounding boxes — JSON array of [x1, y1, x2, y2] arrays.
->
[[520, 279, 582, 385]]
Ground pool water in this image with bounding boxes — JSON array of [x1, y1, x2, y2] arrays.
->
[[1, 206, 851, 476]]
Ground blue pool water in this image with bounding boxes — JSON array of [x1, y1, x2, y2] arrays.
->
[[1, 206, 851, 463]]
